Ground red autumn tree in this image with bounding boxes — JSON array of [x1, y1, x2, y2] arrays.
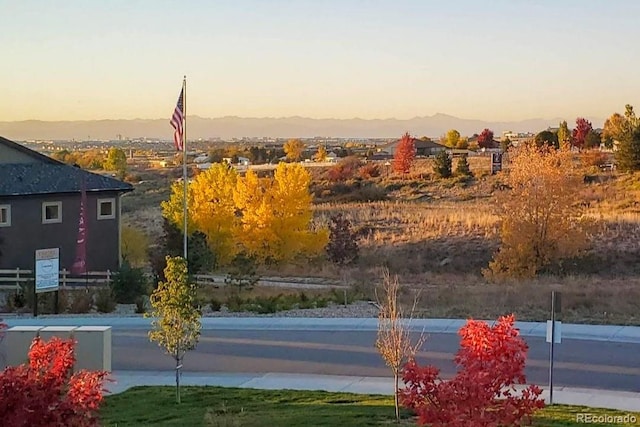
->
[[393, 132, 416, 174], [400, 314, 544, 427], [477, 128, 495, 149], [0, 336, 109, 427], [572, 117, 593, 150]]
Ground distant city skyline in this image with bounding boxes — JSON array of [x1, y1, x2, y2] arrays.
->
[[1, 0, 638, 122]]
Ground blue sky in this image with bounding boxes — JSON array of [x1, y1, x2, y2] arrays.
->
[[1, 0, 638, 122]]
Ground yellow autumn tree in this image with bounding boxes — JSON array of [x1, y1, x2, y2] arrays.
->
[[314, 145, 328, 162], [161, 163, 239, 266], [267, 163, 329, 261], [163, 162, 327, 267], [121, 226, 149, 267], [283, 138, 305, 162], [233, 169, 276, 261], [486, 143, 593, 279]]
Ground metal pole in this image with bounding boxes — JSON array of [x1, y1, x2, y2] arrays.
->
[[33, 282, 38, 317], [182, 76, 188, 262], [549, 291, 556, 405]]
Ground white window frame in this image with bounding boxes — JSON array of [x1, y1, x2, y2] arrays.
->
[[0, 204, 10, 227], [42, 201, 62, 224], [97, 198, 116, 220]]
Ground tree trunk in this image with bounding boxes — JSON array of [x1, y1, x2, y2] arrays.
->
[[175, 355, 181, 404], [394, 372, 400, 423]]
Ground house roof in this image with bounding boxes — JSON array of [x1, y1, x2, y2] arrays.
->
[[0, 137, 133, 197], [382, 138, 446, 150], [0, 136, 60, 164]]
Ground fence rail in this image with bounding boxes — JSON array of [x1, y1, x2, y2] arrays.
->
[[0, 270, 345, 291], [0, 269, 113, 291]]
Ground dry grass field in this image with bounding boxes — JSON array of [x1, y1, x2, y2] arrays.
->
[[122, 156, 640, 325]]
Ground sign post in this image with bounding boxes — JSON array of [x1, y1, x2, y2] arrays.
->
[[547, 291, 562, 405], [491, 152, 503, 175], [34, 248, 60, 317]]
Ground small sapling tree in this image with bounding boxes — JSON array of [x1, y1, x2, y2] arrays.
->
[[148, 256, 201, 404], [375, 269, 424, 423]]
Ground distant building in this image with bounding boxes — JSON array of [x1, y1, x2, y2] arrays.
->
[[379, 137, 446, 157], [325, 152, 339, 163]]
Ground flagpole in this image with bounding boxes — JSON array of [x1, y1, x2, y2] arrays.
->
[[182, 75, 188, 262]]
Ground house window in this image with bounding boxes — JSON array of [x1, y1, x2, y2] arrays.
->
[[42, 201, 62, 224], [0, 205, 10, 227], [97, 198, 116, 220]]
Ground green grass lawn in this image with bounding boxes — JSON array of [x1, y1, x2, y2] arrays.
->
[[101, 386, 639, 427]]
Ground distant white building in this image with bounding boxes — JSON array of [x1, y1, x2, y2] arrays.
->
[[222, 157, 251, 166], [326, 152, 339, 163], [194, 154, 209, 163]]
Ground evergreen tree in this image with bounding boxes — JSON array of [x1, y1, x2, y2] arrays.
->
[[615, 128, 640, 172], [455, 154, 473, 178], [557, 121, 571, 146], [433, 150, 452, 178]]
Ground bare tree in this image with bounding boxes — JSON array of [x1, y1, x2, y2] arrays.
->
[[375, 269, 425, 423]]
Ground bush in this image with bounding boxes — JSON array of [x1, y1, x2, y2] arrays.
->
[[326, 157, 362, 182], [325, 213, 359, 265], [135, 296, 146, 314], [400, 315, 544, 427], [94, 288, 116, 313], [350, 184, 387, 202], [0, 336, 108, 427], [209, 297, 222, 312], [110, 261, 148, 304], [224, 253, 259, 292], [68, 290, 93, 314], [581, 150, 609, 168], [433, 150, 452, 178], [358, 163, 381, 179]]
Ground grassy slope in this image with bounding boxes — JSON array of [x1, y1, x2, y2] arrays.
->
[[101, 386, 638, 427], [119, 160, 640, 325]]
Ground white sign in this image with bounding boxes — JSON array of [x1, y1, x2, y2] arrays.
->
[[35, 248, 59, 293], [546, 320, 562, 344]]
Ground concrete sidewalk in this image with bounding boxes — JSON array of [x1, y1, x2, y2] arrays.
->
[[4, 316, 640, 343], [107, 370, 640, 412]]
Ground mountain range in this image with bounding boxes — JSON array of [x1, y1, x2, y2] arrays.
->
[[0, 114, 605, 141]]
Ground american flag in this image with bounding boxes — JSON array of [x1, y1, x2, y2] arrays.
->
[[170, 88, 184, 151]]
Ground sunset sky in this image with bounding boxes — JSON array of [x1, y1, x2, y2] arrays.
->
[[1, 0, 638, 122]]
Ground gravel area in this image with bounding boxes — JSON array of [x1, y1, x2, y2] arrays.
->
[[1, 301, 380, 319], [202, 301, 379, 318]]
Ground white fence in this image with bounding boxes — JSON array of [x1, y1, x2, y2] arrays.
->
[[0, 270, 345, 292], [0, 269, 113, 291]]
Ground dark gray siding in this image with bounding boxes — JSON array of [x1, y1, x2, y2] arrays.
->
[[0, 191, 122, 272]]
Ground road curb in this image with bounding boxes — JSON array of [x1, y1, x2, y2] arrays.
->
[[3, 316, 639, 343]]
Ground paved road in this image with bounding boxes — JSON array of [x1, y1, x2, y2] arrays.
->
[[113, 329, 640, 393]]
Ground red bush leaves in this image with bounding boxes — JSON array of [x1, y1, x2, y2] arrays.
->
[[400, 315, 544, 427], [0, 335, 109, 427]]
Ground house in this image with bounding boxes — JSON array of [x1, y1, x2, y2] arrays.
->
[[379, 138, 446, 157], [222, 156, 251, 166], [325, 152, 339, 163], [0, 136, 133, 272]]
